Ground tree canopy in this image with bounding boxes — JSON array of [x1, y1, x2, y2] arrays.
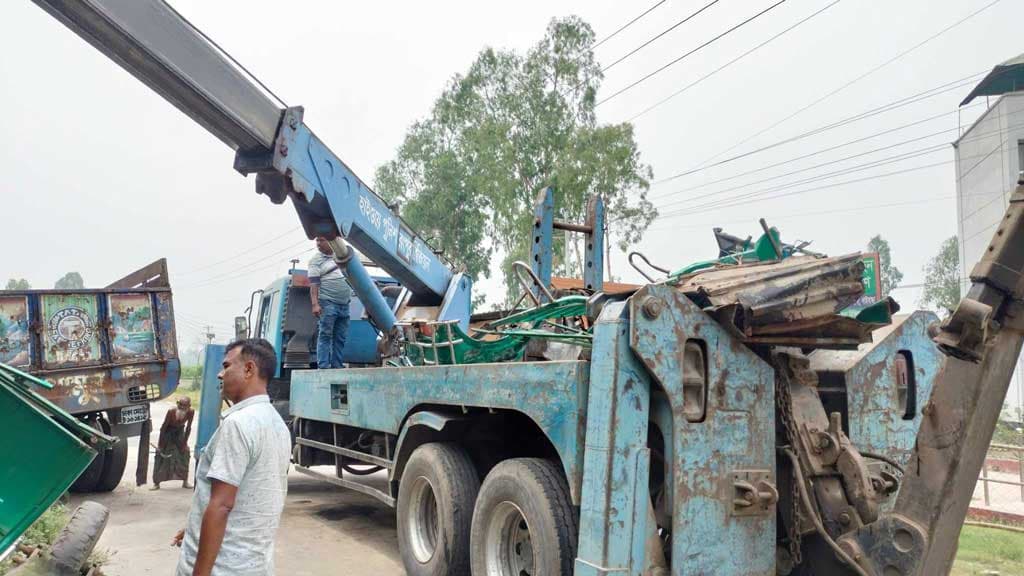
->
[[54, 272, 85, 289], [921, 236, 961, 315], [375, 16, 655, 303], [4, 278, 31, 290]]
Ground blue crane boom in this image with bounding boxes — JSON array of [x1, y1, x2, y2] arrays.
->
[[32, 0, 471, 331]]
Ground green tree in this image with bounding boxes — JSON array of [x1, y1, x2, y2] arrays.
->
[[867, 235, 903, 294], [375, 16, 654, 302], [4, 278, 31, 290], [921, 236, 961, 315], [54, 271, 85, 289]]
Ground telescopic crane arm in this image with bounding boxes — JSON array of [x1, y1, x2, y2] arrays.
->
[[31, 0, 473, 333], [840, 177, 1024, 575]]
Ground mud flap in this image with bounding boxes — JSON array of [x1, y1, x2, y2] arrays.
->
[[136, 418, 151, 486]]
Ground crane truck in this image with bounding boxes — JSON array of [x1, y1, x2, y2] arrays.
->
[[24, 1, 1024, 575]]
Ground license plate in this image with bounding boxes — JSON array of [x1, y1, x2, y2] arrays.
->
[[120, 404, 149, 424]]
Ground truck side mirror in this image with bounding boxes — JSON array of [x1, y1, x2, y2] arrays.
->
[[234, 316, 249, 341]]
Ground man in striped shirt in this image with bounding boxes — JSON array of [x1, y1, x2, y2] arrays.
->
[[308, 237, 353, 369]]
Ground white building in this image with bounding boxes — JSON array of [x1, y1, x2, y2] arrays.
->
[[955, 61, 1024, 422]]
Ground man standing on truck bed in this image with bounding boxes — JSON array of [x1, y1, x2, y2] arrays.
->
[[309, 236, 352, 369], [174, 338, 291, 576]]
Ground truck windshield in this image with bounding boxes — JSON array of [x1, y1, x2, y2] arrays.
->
[[256, 292, 277, 340]]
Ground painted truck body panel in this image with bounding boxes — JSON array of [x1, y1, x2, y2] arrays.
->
[[0, 266, 179, 425]]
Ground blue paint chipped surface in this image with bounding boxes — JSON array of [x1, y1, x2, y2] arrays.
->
[[289, 359, 589, 500], [630, 285, 776, 576]]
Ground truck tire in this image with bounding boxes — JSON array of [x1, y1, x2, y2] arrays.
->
[[470, 458, 577, 576], [93, 420, 128, 492], [397, 442, 479, 576], [48, 501, 109, 575], [69, 420, 106, 493]]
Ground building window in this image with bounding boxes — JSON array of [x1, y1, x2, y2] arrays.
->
[[1019, 140, 1024, 177]]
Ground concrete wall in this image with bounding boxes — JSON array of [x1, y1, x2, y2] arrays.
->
[[955, 92, 1024, 421]]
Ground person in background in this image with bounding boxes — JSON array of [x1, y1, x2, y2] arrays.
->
[[308, 236, 352, 369], [173, 338, 291, 576], [152, 396, 194, 490]]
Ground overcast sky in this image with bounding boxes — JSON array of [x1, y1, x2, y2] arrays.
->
[[2, 0, 1022, 359]]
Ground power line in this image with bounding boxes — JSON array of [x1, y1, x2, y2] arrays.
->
[[671, 146, 949, 214], [656, 137, 950, 210], [646, 195, 954, 232], [601, 0, 722, 73], [656, 134, 1012, 219], [684, 0, 1002, 173], [653, 103, 1010, 208], [611, 119, 1012, 232], [179, 238, 310, 286], [179, 247, 315, 290], [655, 158, 953, 221], [628, 0, 843, 122], [597, 0, 789, 107], [651, 108, 968, 202], [176, 225, 303, 275], [653, 72, 986, 185], [591, 0, 671, 51]]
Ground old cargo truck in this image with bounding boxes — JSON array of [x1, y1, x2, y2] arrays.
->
[[0, 259, 180, 492]]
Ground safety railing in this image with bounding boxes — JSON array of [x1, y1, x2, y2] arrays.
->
[[978, 443, 1024, 506]]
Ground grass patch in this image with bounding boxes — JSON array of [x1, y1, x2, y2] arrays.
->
[[167, 379, 202, 407], [0, 503, 68, 575], [953, 525, 1024, 575]]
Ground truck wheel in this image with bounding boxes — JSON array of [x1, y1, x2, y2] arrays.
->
[[93, 419, 127, 492], [69, 420, 106, 493], [470, 458, 577, 576], [48, 501, 109, 574], [397, 442, 479, 576]]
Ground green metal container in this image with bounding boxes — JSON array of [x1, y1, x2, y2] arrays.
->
[[0, 363, 114, 554]]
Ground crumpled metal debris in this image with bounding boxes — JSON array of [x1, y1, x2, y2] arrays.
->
[[671, 253, 886, 349]]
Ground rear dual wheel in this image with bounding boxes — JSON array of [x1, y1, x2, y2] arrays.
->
[[396, 445, 577, 576], [470, 458, 577, 576], [397, 443, 480, 576], [69, 417, 127, 493]]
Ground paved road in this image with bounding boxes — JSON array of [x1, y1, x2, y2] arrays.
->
[[69, 399, 404, 575]]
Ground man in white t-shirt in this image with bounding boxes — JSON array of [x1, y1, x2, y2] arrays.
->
[[173, 338, 291, 576]]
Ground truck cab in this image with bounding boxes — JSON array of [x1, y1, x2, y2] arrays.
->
[[246, 266, 403, 419]]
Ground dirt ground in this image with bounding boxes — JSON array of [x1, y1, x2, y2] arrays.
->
[[68, 400, 404, 575]]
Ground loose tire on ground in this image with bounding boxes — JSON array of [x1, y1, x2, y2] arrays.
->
[[470, 458, 578, 576], [69, 419, 106, 493], [396, 442, 480, 576], [93, 419, 127, 493], [48, 501, 109, 574]]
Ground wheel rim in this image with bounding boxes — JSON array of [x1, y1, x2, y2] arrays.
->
[[484, 501, 534, 576], [407, 476, 439, 563]]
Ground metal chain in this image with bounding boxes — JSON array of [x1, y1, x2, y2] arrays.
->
[[774, 356, 804, 568]]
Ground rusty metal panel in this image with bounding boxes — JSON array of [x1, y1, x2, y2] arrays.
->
[[629, 284, 777, 576], [155, 291, 177, 359], [809, 311, 943, 468], [40, 294, 102, 369], [44, 371, 110, 411], [574, 301, 654, 574], [32, 361, 178, 415], [108, 293, 158, 361], [0, 296, 32, 367]]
